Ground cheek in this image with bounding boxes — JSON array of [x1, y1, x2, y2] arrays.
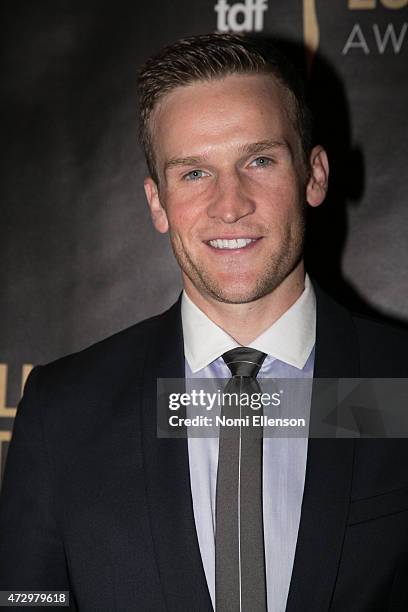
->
[[271, 176, 304, 214], [165, 196, 201, 237], [165, 186, 210, 226], [258, 187, 300, 225], [254, 164, 301, 197], [272, 170, 301, 198]]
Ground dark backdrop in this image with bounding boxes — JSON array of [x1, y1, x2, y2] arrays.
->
[[1, 0, 407, 478]]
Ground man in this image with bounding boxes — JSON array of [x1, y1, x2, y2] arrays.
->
[[1, 33, 408, 611]]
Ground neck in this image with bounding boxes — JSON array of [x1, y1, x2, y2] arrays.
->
[[183, 261, 306, 345]]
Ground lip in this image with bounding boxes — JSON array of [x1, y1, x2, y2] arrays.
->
[[204, 236, 261, 241], [204, 237, 263, 253]]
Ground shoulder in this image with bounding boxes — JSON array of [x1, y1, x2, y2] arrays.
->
[[313, 280, 408, 377], [350, 311, 408, 376], [25, 299, 181, 410], [351, 310, 408, 346]]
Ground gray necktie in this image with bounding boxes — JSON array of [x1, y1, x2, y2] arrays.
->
[[215, 347, 267, 612]]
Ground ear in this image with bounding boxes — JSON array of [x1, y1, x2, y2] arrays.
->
[[144, 177, 169, 233], [306, 145, 329, 208]]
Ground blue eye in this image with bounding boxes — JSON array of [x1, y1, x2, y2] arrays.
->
[[251, 157, 273, 167], [185, 169, 206, 181]]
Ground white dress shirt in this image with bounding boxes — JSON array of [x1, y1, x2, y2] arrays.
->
[[181, 274, 316, 612]]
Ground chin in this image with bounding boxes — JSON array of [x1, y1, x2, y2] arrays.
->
[[204, 278, 276, 305], [199, 261, 300, 304], [211, 292, 261, 305]]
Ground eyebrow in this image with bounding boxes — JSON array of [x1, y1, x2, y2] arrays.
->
[[237, 139, 289, 156], [163, 140, 290, 173], [164, 156, 205, 173]]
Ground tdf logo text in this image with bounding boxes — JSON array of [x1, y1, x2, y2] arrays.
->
[[215, 0, 268, 32]]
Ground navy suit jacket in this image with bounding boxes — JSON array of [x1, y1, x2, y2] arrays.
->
[[1, 283, 408, 611]]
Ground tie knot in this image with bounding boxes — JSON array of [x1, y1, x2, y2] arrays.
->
[[222, 347, 267, 378]]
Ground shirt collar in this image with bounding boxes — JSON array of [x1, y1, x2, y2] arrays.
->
[[181, 274, 316, 373]]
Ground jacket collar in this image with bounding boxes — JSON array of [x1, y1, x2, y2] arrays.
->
[[286, 279, 359, 611], [140, 298, 213, 611]]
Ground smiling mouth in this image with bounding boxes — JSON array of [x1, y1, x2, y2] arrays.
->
[[206, 238, 260, 250]]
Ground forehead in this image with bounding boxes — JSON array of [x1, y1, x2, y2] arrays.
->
[[150, 74, 298, 164]]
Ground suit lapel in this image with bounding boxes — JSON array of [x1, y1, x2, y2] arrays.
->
[[286, 283, 359, 611], [141, 300, 213, 612]]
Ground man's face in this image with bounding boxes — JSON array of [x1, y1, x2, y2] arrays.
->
[[144, 73, 328, 304]]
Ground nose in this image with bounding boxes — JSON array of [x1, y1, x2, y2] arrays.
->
[[207, 172, 256, 223]]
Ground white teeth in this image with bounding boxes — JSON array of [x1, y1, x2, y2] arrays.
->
[[208, 238, 256, 249]]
